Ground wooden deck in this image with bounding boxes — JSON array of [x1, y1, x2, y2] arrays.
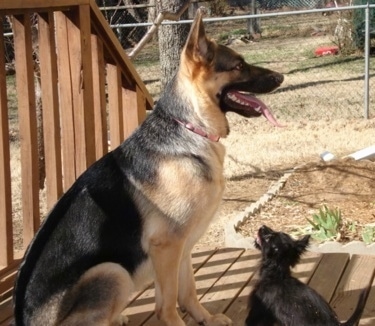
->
[[1, 247, 375, 325], [124, 247, 375, 326]]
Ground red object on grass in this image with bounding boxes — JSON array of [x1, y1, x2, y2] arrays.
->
[[314, 46, 339, 56]]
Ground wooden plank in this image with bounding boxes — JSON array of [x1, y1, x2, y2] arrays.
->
[[78, 4, 96, 169], [182, 247, 243, 311], [55, 11, 76, 191], [0, 265, 18, 324], [124, 284, 156, 325], [37, 12, 63, 209], [185, 249, 260, 325], [292, 251, 323, 284], [142, 248, 244, 325], [308, 252, 349, 302], [360, 269, 375, 326], [122, 85, 146, 140], [0, 267, 17, 300], [0, 19, 13, 267], [107, 64, 124, 149], [55, 5, 97, 181], [222, 250, 260, 324], [12, 14, 40, 248], [0, 0, 89, 10], [190, 247, 218, 272], [122, 88, 137, 141], [0, 297, 13, 326], [136, 85, 147, 125], [91, 34, 108, 159], [65, 8, 89, 177], [330, 255, 375, 323], [124, 248, 217, 325]]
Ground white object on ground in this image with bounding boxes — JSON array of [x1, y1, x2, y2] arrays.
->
[[320, 151, 336, 162], [347, 145, 375, 161]]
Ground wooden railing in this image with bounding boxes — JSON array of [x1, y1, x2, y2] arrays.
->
[[0, 1, 153, 323]]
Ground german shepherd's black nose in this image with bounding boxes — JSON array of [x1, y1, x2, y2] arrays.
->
[[272, 73, 284, 85]]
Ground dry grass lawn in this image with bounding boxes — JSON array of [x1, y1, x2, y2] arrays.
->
[[199, 116, 375, 247]]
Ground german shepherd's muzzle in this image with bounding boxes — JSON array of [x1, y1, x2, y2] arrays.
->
[[13, 9, 283, 326]]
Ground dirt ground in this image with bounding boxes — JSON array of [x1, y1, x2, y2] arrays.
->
[[197, 115, 375, 247], [238, 158, 375, 243]]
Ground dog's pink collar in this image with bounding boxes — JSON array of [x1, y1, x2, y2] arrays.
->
[[174, 118, 220, 142]]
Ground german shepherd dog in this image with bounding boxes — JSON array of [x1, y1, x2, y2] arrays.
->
[[13, 10, 283, 326], [246, 225, 369, 326]]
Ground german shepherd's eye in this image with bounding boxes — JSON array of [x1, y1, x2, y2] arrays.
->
[[233, 62, 244, 71]]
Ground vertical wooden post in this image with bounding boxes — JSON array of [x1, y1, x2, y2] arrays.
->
[[0, 19, 13, 266], [38, 12, 63, 210], [55, 11, 76, 191], [58, 6, 96, 178], [55, 6, 96, 187], [122, 85, 146, 140], [107, 64, 124, 149], [91, 34, 107, 159], [78, 4, 95, 169], [65, 8, 88, 177], [13, 14, 40, 248]]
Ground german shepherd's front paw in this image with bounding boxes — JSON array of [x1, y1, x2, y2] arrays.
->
[[205, 313, 233, 326], [112, 314, 129, 325]]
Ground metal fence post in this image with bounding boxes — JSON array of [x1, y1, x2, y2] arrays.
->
[[364, 2, 370, 119]]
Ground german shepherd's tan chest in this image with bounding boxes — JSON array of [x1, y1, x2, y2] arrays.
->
[[142, 142, 225, 231]]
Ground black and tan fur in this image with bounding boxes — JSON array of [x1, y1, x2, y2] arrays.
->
[[13, 10, 283, 326]]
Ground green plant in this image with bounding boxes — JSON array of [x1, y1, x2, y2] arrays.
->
[[362, 225, 375, 244], [346, 221, 358, 233], [306, 205, 342, 242]]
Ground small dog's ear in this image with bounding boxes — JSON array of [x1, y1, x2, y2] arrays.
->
[[183, 8, 215, 64], [296, 235, 310, 254]]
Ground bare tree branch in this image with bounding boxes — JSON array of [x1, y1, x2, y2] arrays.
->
[[128, 0, 192, 60]]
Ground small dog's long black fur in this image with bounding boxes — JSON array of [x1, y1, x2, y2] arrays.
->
[[245, 225, 368, 326]]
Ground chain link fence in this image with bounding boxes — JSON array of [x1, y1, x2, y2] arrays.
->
[[98, 0, 343, 48], [100, 1, 374, 120]]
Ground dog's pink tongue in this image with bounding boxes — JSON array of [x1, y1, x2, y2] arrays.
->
[[235, 92, 284, 127]]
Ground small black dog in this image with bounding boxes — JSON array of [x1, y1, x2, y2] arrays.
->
[[245, 225, 368, 326]]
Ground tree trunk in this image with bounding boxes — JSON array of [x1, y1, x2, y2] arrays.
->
[[148, 0, 156, 24], [147, 0, 157, 42], [247, 0, 261, 36], [156, 0, 189, 89], [188, 1, 198, 19]]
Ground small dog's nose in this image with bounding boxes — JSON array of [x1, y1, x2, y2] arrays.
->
[[260, 225, 273, 235], [259, 225, 268, 233]]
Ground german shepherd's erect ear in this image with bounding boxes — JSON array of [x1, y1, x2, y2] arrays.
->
[[180, 9, 284, 128], [183, 9, 215, 64]]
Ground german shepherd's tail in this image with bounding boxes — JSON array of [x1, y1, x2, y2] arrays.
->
[[341, 286, 370, 326]]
